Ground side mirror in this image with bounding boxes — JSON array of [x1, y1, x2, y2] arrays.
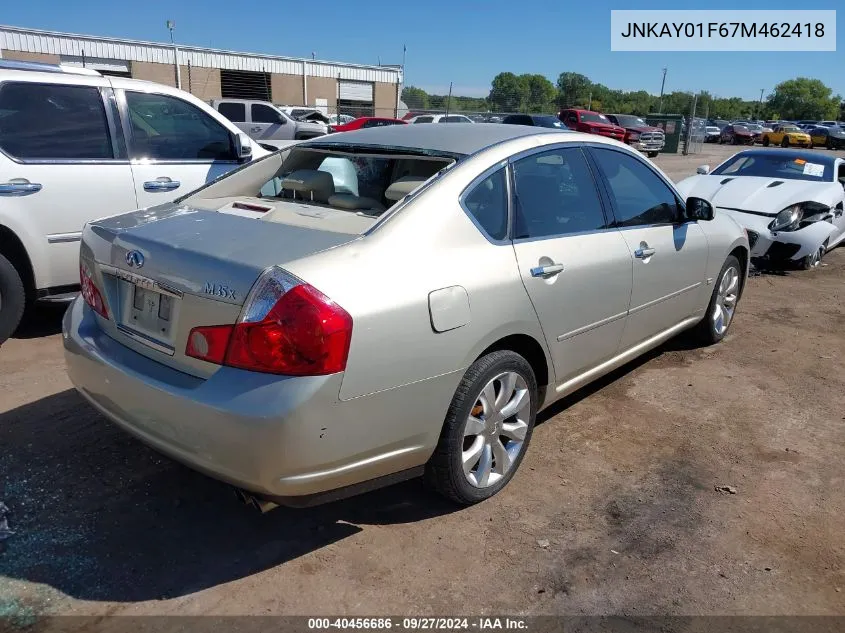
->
[[686, 197, 714, 222], [234, 132, 253, 161], [696, 165, 710, 175]]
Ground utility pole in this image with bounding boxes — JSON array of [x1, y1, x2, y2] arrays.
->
[[588, 91, 592, 110], [758, 88, 765, 119], [446, 82, 453, 115], [658, 67, 667, 113], [166, 20, 181, 90]]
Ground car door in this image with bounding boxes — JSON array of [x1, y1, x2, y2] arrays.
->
[[249, 103, 293, 140], [509, 146, 633, 387], [119, 89, 242, 208], [0, 77, 137, 292], [215, 101, 249, 135], [587, 146, 709, 350]]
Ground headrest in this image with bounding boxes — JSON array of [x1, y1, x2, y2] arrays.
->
[[281, 170, 335, 202], [385, 176, 426, 202], [328, 193, 385, 212]]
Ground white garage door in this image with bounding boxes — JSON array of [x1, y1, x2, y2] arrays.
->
[[338, 81, 374, 102]]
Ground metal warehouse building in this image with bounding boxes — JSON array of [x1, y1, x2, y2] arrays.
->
[[0, 25, 403, 117]]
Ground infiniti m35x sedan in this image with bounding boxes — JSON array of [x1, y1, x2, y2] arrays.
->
[[63, 124, 749, 507]]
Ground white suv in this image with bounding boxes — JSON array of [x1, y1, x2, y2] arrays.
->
[[0, 60, 266, 341]]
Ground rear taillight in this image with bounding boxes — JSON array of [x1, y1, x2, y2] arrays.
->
[[80, 263, 109, 319], [186, 267, 353, 376]]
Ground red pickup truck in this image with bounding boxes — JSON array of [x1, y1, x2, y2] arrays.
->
[[558, 109, 626, 142]]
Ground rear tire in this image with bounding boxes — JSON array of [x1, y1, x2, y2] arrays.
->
[[0, 252, 26, 343], [762, 136, 770, 147], [693, 255, 741, 346], [425, 350, 537, 505], [781, 137, 790, 148]]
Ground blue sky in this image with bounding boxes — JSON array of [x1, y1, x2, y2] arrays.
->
[[3, 0, 843, 100]]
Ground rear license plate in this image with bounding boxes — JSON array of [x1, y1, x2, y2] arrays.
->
[[118, 281, 180, 348]]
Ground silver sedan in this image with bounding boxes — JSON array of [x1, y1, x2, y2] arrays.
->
[[63, 124, 749, 507]]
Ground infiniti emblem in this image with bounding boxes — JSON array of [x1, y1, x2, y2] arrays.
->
[[125, 250, 145, 269]]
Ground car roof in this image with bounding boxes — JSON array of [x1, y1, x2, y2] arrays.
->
[[300, 123, 561, 157], [729, 148, 838, 166]]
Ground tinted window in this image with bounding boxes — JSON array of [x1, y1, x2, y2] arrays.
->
[[441, 115, 469, 123], [532, 116, 564, 129], [591, 148, 679, 226], [0, 82, 112, 160], [463, 168, 508, 240], [126, 92, 234, 161], [362, 119, 400, 128], [252, 103, 284, 124], [413, 116, 433, 123], [503, 115, 531, 126], [512, 148, 606, 239], [217, 102, 246, 122]]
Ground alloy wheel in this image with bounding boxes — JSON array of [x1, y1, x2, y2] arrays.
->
[[462, 371, 531, 488], [713, 266, 740, 336]]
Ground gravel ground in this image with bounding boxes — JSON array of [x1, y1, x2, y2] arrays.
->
[[1, 144, 844, 620]]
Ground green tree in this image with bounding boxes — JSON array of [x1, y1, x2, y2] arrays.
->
[[767, 78, 841, 120], [556, 72, 591, 109], [523, 74, 556, 112], [401, 86, 429, 110], [488, 72, 528, 112]]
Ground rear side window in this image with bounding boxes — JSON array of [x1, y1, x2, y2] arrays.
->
[[590, 148, 680, 226], [512, 148, 606, 239], [463, 168, 508, 240], [125, 91, 235, 161], [0, 82, 112, 160], [217, 102, 245, 121], [413, 116, 433, 123], [252, 104, 284, 124], [441, 115, 469, 123]]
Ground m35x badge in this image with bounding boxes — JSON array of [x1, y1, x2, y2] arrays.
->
[[204, 282, 236, 300]]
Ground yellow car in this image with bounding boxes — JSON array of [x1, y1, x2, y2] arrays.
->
[[762, 124, 812, 148]]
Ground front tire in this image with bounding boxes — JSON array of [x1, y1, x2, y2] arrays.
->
[[801, 245, 824, 270], [425, 350, 538, 505], [693, 255, 741, 345], [781, 137, 790, 148], [647, 151, 659, 158], [762, 136, 770, 147], [0, 252, 26, 343]]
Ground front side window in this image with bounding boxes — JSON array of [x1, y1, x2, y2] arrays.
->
[[252, 104, 284, 124], [0, 82, 112, 160], [463, 168, 508, 240], [512, 147, 607, 239], [590, 148, 680, 227], [413, 116, 433, 124], [125, 91, 235, 161]]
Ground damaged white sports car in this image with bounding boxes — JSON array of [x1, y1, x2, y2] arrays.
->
[[677, 149, 845, 268]]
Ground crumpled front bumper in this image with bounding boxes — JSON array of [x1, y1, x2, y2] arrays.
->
[[721, 209, 837, 261]]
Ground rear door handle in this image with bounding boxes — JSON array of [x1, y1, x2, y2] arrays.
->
[[250, 126, 262, 133], [0, 180, 42, 195], [634, 247, 656, 259], [143, 178, 181, 192], [530, 263, 565, 278]]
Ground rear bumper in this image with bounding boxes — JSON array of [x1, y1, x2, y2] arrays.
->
[[62, 298, 450, 501]]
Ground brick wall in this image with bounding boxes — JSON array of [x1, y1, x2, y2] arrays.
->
[[271, 73, 304, 105], [131, 60, 179, 87], [374, 81, 398, 117], [0, 50, 61, 64], [181, 65, 221, 102], [307, 76, 337, 110]]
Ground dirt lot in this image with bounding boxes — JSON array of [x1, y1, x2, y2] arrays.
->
[[1, 144, 844, 619]]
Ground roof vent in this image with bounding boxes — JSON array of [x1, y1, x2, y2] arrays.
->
[[767, 181, 784, 188]]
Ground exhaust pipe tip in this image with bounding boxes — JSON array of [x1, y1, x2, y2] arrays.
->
[[233, 488, 279, 514]]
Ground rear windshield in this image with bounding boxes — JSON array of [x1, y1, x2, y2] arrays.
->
[[712, 153, 833, 182], [256, 147, 454, 213]]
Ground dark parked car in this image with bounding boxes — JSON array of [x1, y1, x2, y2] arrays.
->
[[809, 126, 845, 150], [501, 114, 566, 129], [720, 124, 754, 145]]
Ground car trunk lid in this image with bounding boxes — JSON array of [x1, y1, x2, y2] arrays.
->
[[83, 205, 359, 377]]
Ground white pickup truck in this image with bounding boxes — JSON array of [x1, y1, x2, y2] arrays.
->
[[0, 60, 266, 341], [212, 99, 328, 145]]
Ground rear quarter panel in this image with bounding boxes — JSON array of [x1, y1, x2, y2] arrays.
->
[[282, 138, 556, 403]]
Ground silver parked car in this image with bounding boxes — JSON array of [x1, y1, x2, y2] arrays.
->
[[211, 99, 327, 143], [63, 125, 749, 507]]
